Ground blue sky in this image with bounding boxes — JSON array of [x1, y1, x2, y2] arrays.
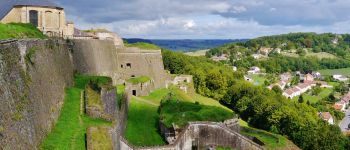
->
[[57, 0, 350, 39]]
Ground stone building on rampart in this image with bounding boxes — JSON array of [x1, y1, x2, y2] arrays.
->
[[0, 0, 74, 38]]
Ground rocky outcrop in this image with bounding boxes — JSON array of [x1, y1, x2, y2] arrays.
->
[[0, 39, 74, 149]]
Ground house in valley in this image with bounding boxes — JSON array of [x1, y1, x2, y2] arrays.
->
[[319, 112, 334, 125]]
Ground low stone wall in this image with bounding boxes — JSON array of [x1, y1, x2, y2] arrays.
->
[[127, 80, 154, 96], [119, 122, 264, 150], [85, 87, 117, 121]]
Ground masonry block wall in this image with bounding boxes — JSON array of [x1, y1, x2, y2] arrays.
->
[[0, 39, 74, 149]]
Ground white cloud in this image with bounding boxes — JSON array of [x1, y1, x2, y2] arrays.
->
[[57, 0, 350, 39]]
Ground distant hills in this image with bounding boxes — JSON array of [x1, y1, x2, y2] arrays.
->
[[124, 38, 248, 52]]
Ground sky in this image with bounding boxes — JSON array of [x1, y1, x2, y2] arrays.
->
[[57, 0, 350, 39]]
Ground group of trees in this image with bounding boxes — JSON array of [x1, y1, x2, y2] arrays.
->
[[233, 55, 350, 74], [162, 50, 242, 100], [210, 32, 350, 58], [222, 82, 350, 150], [162, 50, 350, 150]]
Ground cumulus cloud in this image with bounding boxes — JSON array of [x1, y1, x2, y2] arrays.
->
[[55, 0, 350, 39]]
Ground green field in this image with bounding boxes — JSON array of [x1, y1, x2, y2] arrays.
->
[[0, 23, 46, 40], [292, 88, 333, 103], [248, 74, 267, 86], [305, 52, 337, 59], [125, 42, 161, 50], [318, 68, 350, 77], [40, 75, 112, 150]]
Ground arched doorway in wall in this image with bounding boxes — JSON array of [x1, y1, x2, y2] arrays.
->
[[29, 10, 38, 27]]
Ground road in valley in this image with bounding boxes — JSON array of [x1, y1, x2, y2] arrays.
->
[[339, 109, 350, 131]]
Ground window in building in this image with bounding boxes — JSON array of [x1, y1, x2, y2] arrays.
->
[[131, 75, 135, 78], [121, 64, 123, 68], [29, 10, 38, 27], [132, 90, 137, 96], [126, 63, 131, 68]]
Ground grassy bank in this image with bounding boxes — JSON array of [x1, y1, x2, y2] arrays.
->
[[0, 23, 46, 39], [124, 87, 233, 146]]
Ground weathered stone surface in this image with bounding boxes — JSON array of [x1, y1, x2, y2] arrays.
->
[[0, 39, 74, 149]]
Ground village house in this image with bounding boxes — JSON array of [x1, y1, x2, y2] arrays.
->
[[211, 54, 229, 61], [304, 73, 314, 83], [312, 72, 322, 79], [282, 81, 332, 99], [333, 75, 349, 82], [341, 92, 350, 105], [319, 112, 334, 125], [232, 66, 237, 72], [259, 47, 273, 56], [247, 66, 261, 74], [0, 0, 74, 38], [334, 101, 347, 112], [280, 72, 292, 82], [251, 54, 264, 59]]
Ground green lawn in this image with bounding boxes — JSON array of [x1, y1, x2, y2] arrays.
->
[[40, 75, 113, 150], [292, 88, 333, 103], [247, 74, 267, 86], [125, 42, 160, 50], [127, 76, 151, 84], [125, 96, 166, 146], [0, 23, 46, 39], [40, 88, 111, 150], [318, 68, 350, 77]]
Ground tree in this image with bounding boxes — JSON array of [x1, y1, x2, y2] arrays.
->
[[272, 85, 283, 94], [327, 93, 336, 102], [298, 95, 304, 103]]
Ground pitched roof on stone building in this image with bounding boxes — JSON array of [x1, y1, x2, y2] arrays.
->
[[0, 0, 62, 20]]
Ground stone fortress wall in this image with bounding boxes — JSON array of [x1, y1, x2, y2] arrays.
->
[[119, 121, 264, 150], [0, 39, 74, 149], [71, 39, 170, 95]]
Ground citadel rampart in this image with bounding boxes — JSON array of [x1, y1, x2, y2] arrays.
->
[[119, 122, 264, 150], [0, 39, 74, 149]]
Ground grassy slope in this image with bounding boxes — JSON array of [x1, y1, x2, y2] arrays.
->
[[160, 100, 234, 127], [239, 120, 288, 150], [41, 75, 112, 150], [0, 23, 46, 39], [318, 68, 350, 77], [125, 87, 232, 146]]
